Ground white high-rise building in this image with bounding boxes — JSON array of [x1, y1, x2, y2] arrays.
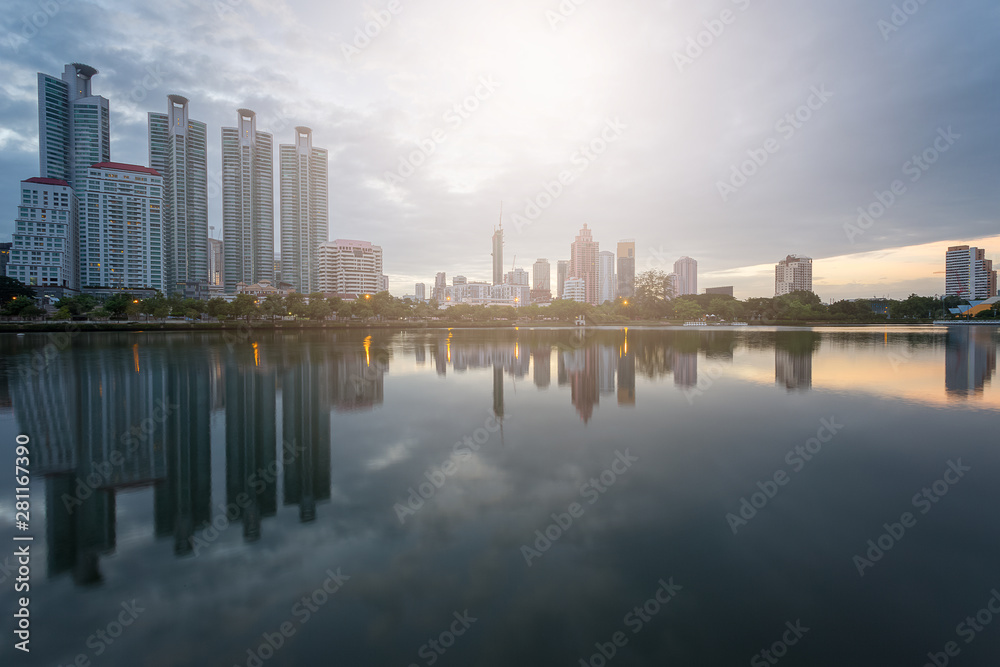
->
[[674, 256, 697, 296], [774, 254, 813, 296], [598, 250, 616, 304], [279, 127, 329, 294], [38, 63, 111, 189], [79, 163, 164, 291], [945, 245, 996, 299], [415, 283, 426, 301], [222, 109, 274, 293], [7, 178, 79, 290], [563, 277, 586, 303], [149, 95, 208, 293], [317, 239, 385, 298]]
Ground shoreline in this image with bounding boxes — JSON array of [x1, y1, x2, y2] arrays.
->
[[0, 319, 950, 333]]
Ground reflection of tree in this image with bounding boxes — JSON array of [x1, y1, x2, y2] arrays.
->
[[774, 331, 821, 356]]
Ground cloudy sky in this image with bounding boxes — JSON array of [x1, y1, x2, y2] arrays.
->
[[0, 0, 997, 299]]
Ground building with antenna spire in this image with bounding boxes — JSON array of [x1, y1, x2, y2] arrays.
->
[[492, 203, 503, 285]]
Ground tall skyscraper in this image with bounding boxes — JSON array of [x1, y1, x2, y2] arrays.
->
[[79, 163, 164, 291], [415, 283, 426, 301], [279, 127, 329, 294], [491, 216, 503, 285], [434, 271, 447, 302], [532, 258, 551, 303], [222, 109, 273, 293], [532, 259, 550, 291], [316, 239, 384, 298], [7, 178, 79, 290], [674, 256, 698, 296], [945, 245, 996, 299], [570, 224, 600, 305], [774, 254, 813, 296], [557, 260, 569, 299], [208, 238, 223, 286], [617, 240, 635, 298], [38, 63, 111, 189], [149, 95, 208, 293], [598, 250, 616, 304]]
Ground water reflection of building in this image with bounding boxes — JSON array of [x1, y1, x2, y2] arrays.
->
[[225, 343, 277, 541], [282, 347, 332, 522], [563, 346, 599, 423], [532, 346, 551, 388], [775, 348, 812, 391], [598, 346, 617, 395], [618, 336, 636, 406], [154, 348, 212, 555], [673, 351, 697, 389], [11, 358, 78, 474], [330, 338, 387, 411], [774, 333, 818, 392], [945, 327, 998, 395], [36, 341, 216, 581], [493, 364, 505, 421], [53, 345, 171, 583]]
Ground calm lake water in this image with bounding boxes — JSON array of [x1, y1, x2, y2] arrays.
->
[[1, 326, 999, 666]]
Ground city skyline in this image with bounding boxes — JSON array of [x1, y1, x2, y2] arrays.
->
[[0, 1, 996, 301]]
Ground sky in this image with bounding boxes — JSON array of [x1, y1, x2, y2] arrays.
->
[[0, 0, 997, 300]]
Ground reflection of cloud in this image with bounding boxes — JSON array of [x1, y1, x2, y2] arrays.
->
[[364, 438, 417, 472]]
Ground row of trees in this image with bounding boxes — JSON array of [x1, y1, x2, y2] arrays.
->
[[0, 270, 979, 324]]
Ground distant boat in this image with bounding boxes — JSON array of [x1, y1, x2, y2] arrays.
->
[[683, 321, 707, 326], [575, 316, 586, 326]]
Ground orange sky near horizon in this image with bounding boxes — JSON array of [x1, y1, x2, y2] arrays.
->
[[703, 234, 1000, 301]]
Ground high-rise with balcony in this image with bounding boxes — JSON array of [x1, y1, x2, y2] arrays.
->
[[774, 254, 813, 296], [279, 127, 328, 294], [149, 95, 208, 294], [79, 163, 164, 291], [946, 245, 996, 299], [570, 224, 599, 305], [222, 109, 273, 293], [7, 178, 79, 290], [674, 256, 697, 296], [616, 240, 635, 298], [317, 239, 385, 298], [38, 63, 111, 190]]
